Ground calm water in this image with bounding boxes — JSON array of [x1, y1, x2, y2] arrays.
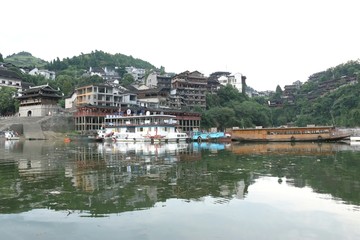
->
[[0, 140, 359, 240]]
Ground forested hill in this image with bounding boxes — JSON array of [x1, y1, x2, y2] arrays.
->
[[46, 50, 157, 71], [267, 60, 360, 127], [4, 51, 48, 68], [201, 59, 360, 130]]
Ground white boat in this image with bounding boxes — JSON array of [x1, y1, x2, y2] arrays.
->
[[100, 110, 189, 143], [96, 128, 115, 142], [350, 136, 360, 142], [4, 130, 20, 140]]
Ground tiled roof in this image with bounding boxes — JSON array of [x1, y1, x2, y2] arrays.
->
[[0, 68, 23, 80]]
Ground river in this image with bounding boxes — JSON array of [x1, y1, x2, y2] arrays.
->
[[0, 140, 359, 240]]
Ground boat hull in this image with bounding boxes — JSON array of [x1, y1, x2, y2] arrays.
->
[[231, 126, 350, 142]]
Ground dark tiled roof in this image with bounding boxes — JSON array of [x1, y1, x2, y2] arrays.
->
[[0, 68, 23, 80]]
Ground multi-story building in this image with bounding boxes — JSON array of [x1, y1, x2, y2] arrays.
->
[[169, 71, 207, 110], [136, 88, 169, 109], [146, 72, 172, 90], [74, 84, 138, 132], [73, 82, 203, 133], [75, 84, 137, 108]]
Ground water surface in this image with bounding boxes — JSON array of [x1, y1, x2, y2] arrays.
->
[[0, 140, 359, 240]]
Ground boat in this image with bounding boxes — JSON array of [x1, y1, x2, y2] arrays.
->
[[96, 128, 115, 142], [191, 131, 231, 142], [350, 136, 360, 142], [4, 130, 20, 140], [231, 126, 350, 142], [349, 136, 360, 146], [99, 110, 189, 142]]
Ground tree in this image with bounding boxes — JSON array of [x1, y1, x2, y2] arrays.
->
[[0, 53, 3, 62], [216, 84, 247, 106], [159, 66, 166, 75], [0, 87, 18, 115], [77, 75, 103, 87], [121, 73, 135, 87], [55, 75, 74, 96]]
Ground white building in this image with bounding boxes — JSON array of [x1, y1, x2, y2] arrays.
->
[[125, 66, 146, 82], [29, 68, 56, 80], [225, 73, 243, 92]]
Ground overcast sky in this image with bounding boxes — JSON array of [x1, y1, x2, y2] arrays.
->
[[1, 0, 360, 91]]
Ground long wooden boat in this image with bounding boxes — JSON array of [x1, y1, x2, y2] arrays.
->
[[231, 126, 350, 142]]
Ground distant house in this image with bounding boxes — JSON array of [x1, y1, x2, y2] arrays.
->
[[125, 66, 146, 83], [213, 72, 246, 93], [0, 66, 28, 89], [65, 91, 77, 110], [16, 84, 62, 117], [29, 68, 56, 80], [87, 66, 119, 81], [137, 88, 169, 109], [145, 72, 173, 89]]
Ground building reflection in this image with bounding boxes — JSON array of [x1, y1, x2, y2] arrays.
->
[[5, 140, 359, 215]]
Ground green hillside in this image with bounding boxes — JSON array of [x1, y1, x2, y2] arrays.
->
[[4, 51, 48, 68], [46, 50, 157, 71]]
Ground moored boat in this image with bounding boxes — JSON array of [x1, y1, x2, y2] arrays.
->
[[191, 131, 231, 142], [4, 130, 20, 140], [231, 126, 350, 142], [350, 136, 360, 142], [99, 110, 189, 142]]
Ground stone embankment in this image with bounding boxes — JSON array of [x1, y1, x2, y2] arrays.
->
[[0, 115, 74, 140]]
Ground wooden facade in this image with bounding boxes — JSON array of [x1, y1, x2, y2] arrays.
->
[[170, 71, 207, 110]]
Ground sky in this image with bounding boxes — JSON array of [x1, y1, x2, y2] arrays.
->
[[1, 0, 360, 91]]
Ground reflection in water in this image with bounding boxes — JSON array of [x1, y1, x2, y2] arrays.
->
[[0, 140, 359, 216], [231, 142, 342, 155]]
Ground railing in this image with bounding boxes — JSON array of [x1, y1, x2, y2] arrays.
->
[[73, 112, 109, 117]]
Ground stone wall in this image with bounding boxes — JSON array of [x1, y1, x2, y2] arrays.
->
[[39, 116, 75, 132]]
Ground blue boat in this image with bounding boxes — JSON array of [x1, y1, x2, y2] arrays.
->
[[191, 131, 231, 142]]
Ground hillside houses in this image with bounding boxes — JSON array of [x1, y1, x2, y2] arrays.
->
[[0, 63, 33, 90], [29, 68, 56, 80]]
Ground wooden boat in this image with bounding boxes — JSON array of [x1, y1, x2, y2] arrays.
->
[[231, 126, 350, 142]]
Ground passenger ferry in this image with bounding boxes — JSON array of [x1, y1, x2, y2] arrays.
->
[[231, 126, 350, 142], [98, 110, 189, 142]]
